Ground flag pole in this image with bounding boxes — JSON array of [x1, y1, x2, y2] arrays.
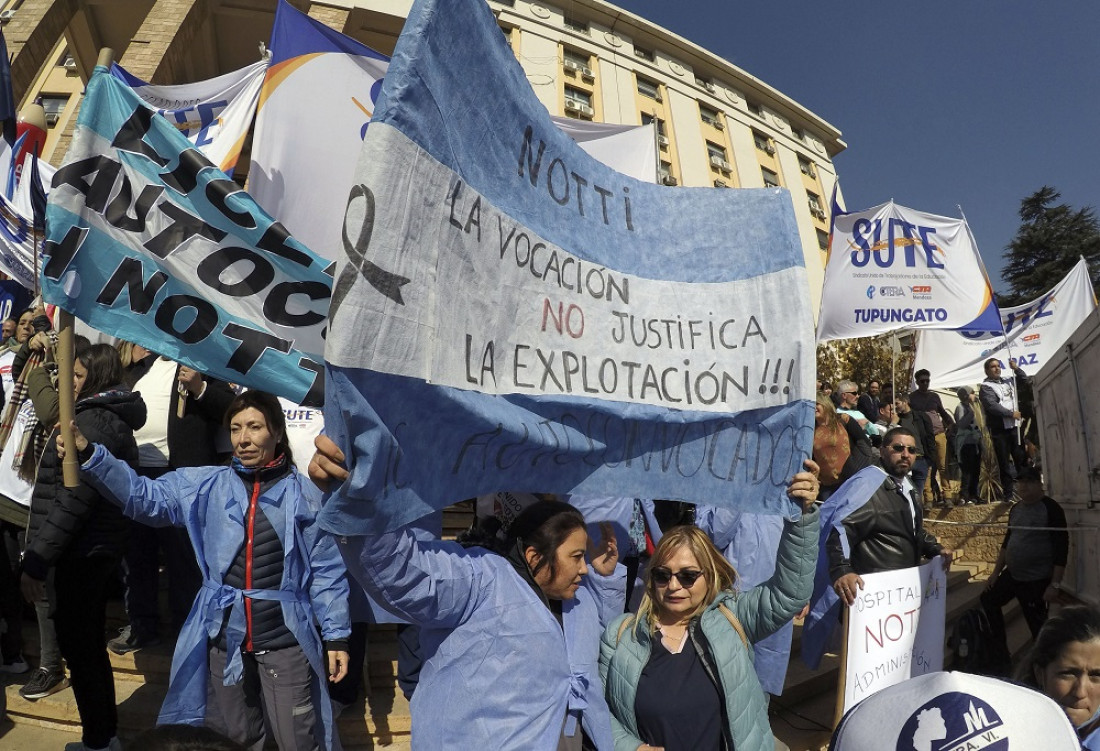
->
[[833, 605, 850, 728], [59, 46, 113, 488]]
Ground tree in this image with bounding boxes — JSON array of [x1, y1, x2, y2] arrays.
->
[[816, 335, 914, 395], [1001, 186, 1100, 306]]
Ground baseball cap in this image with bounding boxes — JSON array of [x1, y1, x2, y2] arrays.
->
[[829, 671, 1079, 750]]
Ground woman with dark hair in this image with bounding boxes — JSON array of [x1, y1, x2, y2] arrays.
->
[[599, 474, 818, 751], [20, 343, 145, 751], [1018, 605, 1100, 749], [310, 428, 626, 749], [58, 390, 351, 751]]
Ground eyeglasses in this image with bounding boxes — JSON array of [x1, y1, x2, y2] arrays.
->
[[840, 390, 857, 396], [888, 443, 920, 455], [650, 567, 705, 588]]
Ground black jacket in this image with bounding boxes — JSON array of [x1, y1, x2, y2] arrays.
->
[[22, 388, 147, 579], [125, 354, 235, 468], [897, 410, 936, 464], [826, 476, 943, 582]]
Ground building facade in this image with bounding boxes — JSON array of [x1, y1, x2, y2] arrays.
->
[[3, 0, 845, 312]]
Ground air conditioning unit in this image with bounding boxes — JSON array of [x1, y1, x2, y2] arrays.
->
[[564, 98, 580, 112], [714, 120, 724, 131], [63, 59, 77, 71], [657, 134, 669, 148], [803, 164, 816, 178], [564, 59, 580, 72], [580, 66, 594, 80], [654, 93, 663, 103], [709, 155, 725, 169], [702, 81, 715, 93], [764, 144, 776, 155], [713, 179, 727, 188], [44, 112, 59, 127], [0, 10, 15, 20], [661, 175, 678, 186], [811, 208, 826, 220], [578, 104, 595, 117]]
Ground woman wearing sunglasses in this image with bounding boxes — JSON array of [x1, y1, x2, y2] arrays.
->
[[599, 464, 820, 751]]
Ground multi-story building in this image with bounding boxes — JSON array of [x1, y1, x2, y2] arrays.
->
[[4, 0, 845, 311]]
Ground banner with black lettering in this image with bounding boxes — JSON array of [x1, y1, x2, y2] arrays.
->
[[320, 0, 816, 534], [41, 67, 330, 406], [817, 201, 1003, 342]]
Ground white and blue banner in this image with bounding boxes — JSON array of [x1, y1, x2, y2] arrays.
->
[[817, 201, 1003, 342], [320, 0, 816, 533], [111, 59, 267, 175], [41, 67, 331, 406], [913, 257, 1096, 388]]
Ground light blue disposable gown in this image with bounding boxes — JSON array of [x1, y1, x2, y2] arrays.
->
[[338, 528, 625, 750], [695, 505, 792, 695], [79, 444, 351, 750]]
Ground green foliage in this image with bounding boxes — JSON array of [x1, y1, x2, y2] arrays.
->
[[816, 335, 914, 394], [1002, 186, 1100, 306]]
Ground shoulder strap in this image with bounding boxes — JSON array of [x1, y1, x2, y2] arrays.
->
[[717, 603, 750, 650], [616, 614, 636, 646]]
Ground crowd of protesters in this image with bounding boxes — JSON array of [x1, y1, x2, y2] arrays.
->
[[0, 317, 1092, 750]]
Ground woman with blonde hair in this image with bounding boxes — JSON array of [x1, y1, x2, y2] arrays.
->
[[599, 466, 820, 751], [814, 392, 873, 502]]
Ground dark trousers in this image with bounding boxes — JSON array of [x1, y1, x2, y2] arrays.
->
[[980, 570, 1050, 656], [989, 429, 1017, 500], [53, 555, 120, 749], [959, 444, 981, 499], [0, 522, 22, 661], [122, 467, 201, 637], [207, 644, 320, 751]]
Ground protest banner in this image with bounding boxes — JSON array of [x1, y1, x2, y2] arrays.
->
[[913, 257, 1096, 387], [41, 66, 331, 407], [841, 559, 947, 714], [250, 1, 657, 262], [319, 0, 815, 534], [111, 59, 267, 174], [817, 201, 1002, 342]]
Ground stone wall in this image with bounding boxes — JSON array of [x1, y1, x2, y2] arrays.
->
[[923, 502, 1012, 567]]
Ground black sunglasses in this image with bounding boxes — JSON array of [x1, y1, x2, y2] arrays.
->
[[888, 443, 920, 455], [650, 567, 705, 587]]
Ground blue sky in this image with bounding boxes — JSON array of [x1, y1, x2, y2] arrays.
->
[[616, 2, 1100, 294]]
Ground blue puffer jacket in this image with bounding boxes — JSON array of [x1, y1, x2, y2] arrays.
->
[[338, 528, 626, 750], [79, 443, 351, 750], [600, 508, 819, 751]]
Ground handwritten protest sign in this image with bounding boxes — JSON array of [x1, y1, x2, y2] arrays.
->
[[41, 67, 330, 406], [319, 0, 816, 534], [843, 560, 947, 714]]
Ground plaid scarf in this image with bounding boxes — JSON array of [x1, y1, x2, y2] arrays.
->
[[0, 337, 56, 481]]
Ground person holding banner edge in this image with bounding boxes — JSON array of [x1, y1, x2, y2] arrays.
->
[[826, 427, 952, 609]]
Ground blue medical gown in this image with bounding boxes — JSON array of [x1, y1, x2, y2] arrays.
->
[[338, 529, 625, 750]]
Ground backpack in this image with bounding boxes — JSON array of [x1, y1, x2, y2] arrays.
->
[[949, 608, 1010, 676]]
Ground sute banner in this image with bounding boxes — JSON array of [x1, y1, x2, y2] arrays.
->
[[320, 0, 816, 534], [111, 59, 267, 175], [41, 67, 331, 407], [842, 560, 947, 714], [913, 257, 1096, 387], [817, 201, 1002, 342]]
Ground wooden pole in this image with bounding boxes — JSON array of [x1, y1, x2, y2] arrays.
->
[[58, 47, 114, 488], [833, 605, 850, 729]]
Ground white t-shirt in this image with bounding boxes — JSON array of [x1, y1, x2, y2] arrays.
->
[[132, 357, 176, 467]]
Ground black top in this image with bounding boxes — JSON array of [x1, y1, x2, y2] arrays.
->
[[635, 630, 723, 751]]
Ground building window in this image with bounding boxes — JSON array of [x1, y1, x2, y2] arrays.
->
[[658, 160, 677, 186], [41, 95, 69, 128], [563, 15, 589, 35], [761, 167, 780, 188], [563, 48, 593, 79], [753, 130, 775, 155], [634, 45, 655, 62], [808, 192, 823, 212], [695, 75, 716, 93], [636, 75, 661, 102], [641, 113, 667, 137], [792, 126, 805, 142], [747, 100, 764, 118], [817, 229, 830, 251], [564, 86, 593, 118], [707, 141, 730, 173], [699, 104, 722, 128], [798, 155, 816, 178]]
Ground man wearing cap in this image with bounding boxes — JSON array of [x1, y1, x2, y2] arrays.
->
[[981, 466, 1068, 657]]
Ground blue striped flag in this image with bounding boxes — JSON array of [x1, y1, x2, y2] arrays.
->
[[320, 0, 816, 534]]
